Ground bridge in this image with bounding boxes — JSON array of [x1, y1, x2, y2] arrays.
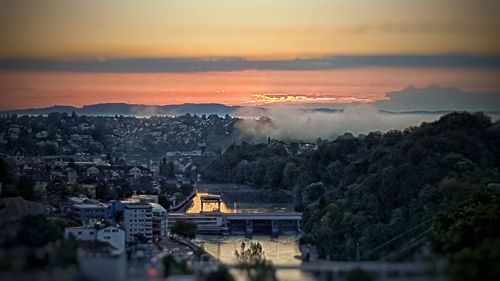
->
[[167, 192, 302, 237], [167, 211, 302, 237]]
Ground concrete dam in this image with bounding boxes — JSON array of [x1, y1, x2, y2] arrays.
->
[[168, 193, 302, 237]]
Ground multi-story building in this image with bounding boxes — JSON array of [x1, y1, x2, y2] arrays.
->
[[72, 203, 114, 222], [64, 220, 125, 252], [150, 202, 168, 240], [123, 202, 153, 243]]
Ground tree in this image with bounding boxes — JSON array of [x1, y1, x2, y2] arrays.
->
[[162, 254, 191, 277], [235, 242, 277, 281], [159, 157, 172, 178], [0, 157, 13, 185], [263, 157, 285, 189], [192, 244, 204, 258], [179, 183, 194, 197], [96, 184, 118, 201], [283, 162, 298, 189], [199, 112, 500, 261], [158, 194, 171, 210], [303, 182, 325, 205], [170, 220, 197, 239], [54, 235, 78, 267], [432, 189, 500, 281], [69, 184, 91, 197], [46, 181, 70, 203], [166, 161, 175, 178], [17, 216, 63, 247]]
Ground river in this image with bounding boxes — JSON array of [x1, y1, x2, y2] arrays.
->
[[195, 235, 316, 281], [184, 191, 314, 280]]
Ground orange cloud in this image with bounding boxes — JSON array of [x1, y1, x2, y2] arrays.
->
[[251, 93, 376, 104]]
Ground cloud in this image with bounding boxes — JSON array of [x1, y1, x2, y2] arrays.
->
[[236, 85, 500, 141], [250, 93, 374, 104], [236, 105, 444, 141], [1, 55, 500, 72], [349, 22, 475, 34], [374, 85, 500, 112]]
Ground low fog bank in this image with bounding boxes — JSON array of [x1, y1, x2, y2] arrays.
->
[[236, 105, 499, 142]]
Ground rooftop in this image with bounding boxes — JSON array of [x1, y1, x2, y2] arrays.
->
[[200, 194, 222, 201], [73, 203, 109, 209]]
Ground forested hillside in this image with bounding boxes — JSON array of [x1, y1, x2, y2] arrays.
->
[[202, 112, 500, 260]]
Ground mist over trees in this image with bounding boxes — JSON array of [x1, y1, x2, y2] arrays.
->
[[201, 112, 500, 260]]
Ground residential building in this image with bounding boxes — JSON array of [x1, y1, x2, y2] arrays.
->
[[129, 167, 142, 178], [123, 202, 153, 243], [86, 166, 100, 178], [72, 202, 114, 222], [65, 220, 125, 252]]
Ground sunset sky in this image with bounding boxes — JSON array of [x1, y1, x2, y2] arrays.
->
[[1, 0, 500, 109]]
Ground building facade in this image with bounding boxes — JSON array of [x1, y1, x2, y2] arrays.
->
[[72, 203, 114, 222], [65, 221, 125, 252], [123, 202, 153, 243]]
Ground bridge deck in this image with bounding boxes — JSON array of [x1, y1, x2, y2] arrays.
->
[[169, 211, 302, 220]]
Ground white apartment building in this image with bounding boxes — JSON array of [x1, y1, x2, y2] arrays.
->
[[123, 202, 153, 243], [64, 221, 125, 252]]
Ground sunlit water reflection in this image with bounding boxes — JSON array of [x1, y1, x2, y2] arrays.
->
[[195, 235, 316, 281]]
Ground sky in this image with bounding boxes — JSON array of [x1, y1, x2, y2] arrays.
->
[[2, 0, 500, 58], [1, 0, 500, 109]]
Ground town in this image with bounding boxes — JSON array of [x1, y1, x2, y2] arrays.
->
[[1, 111, 499, 281], [0, 113, 309, 281], [2, 1, 499, 280]]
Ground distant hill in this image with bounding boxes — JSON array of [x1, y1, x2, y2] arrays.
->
[[0, 103, 244, 116], [2, 101, 496, 117], [0, 103, 344, 117]]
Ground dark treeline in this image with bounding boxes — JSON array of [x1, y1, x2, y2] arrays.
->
[[201, 112, 500, 261]]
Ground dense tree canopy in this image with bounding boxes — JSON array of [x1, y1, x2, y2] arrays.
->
[[202, 112, 500, 260], [170, 220, 197, 239], [432, 189, 500, 281]]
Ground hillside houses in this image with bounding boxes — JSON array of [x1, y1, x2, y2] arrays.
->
[[0, 114, 239, 182]]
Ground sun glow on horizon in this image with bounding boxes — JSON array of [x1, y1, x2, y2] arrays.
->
[[250, 93, 376, 104], [1, 67, 500, 110]]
